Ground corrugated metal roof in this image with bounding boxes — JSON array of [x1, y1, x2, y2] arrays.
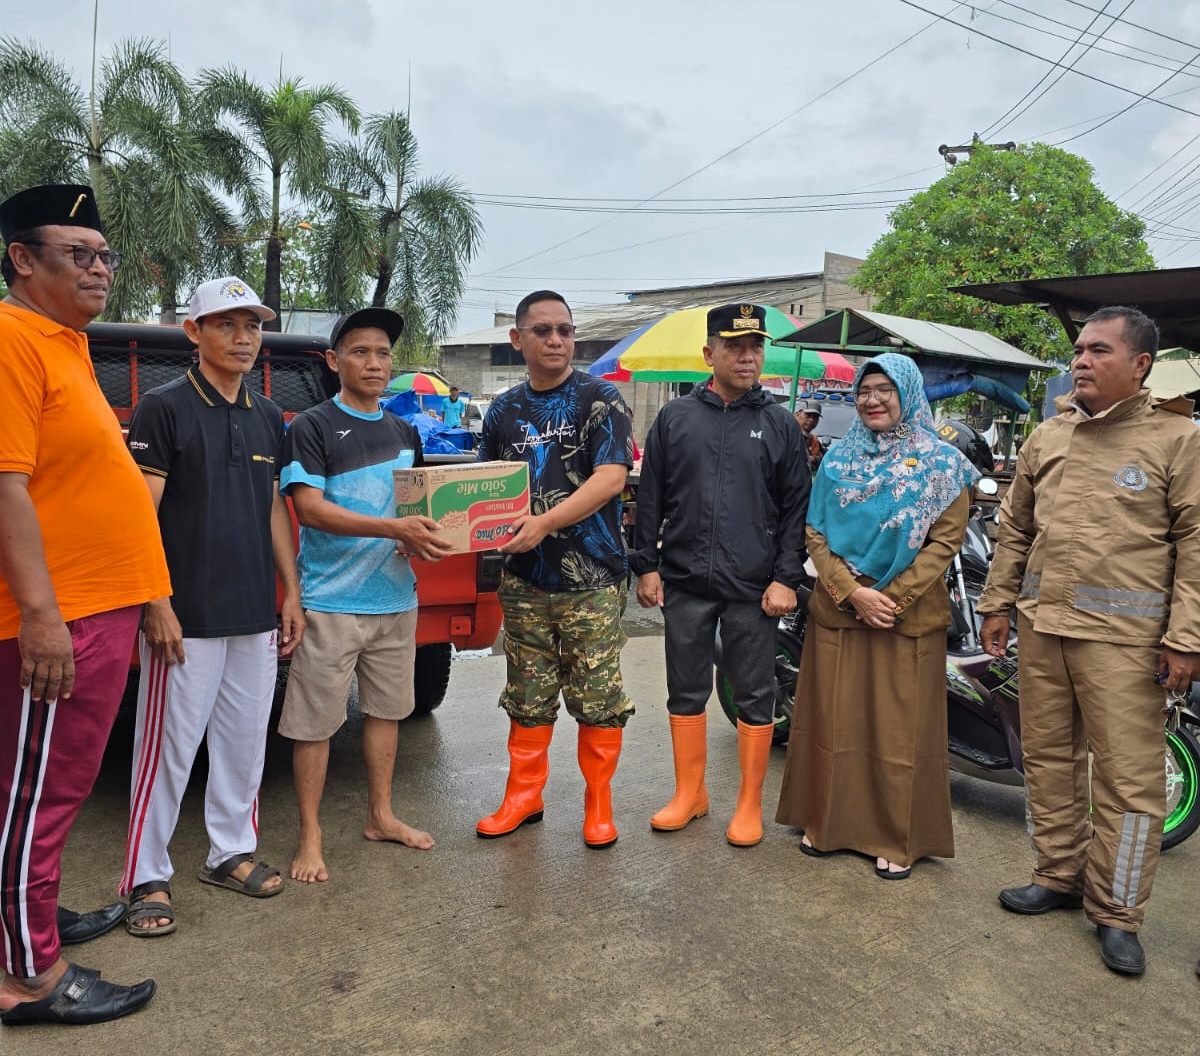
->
[[444, 279, 827, 347], [953, 267, 1200, 351], [781, 308, 1051, 372], [444, 301, 657, 346], [623, 272, 823, 299]]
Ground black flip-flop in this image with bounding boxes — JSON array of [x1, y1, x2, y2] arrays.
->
[[800, 839, 832, 858], [874, 863, 912, 881]]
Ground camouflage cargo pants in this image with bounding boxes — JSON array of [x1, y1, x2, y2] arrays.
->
[[498, 572, 634, 729]]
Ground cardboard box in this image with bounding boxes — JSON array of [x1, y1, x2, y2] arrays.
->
[[394, 461, 530, 554]]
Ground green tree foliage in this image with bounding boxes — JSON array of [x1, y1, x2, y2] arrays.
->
[[318, 111, 481, 355], [0, 38, 261, 321], [197, 69, 359, 326], [243, 214, 326, 320], [0, 41, 482, 342], [852, 143, 1156, 362]]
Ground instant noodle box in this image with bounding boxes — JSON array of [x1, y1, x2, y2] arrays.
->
[[394, 461, 530, 554]]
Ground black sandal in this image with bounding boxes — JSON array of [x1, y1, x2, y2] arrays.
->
[[799, 836, 832, 858], [198, 853, 283, 898], [125, 880, 177, 937]]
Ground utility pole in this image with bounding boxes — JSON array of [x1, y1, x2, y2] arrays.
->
[[938, 135, 1017, 166]]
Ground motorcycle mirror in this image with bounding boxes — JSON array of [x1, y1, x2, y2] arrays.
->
[[976, 478, 999, 496]]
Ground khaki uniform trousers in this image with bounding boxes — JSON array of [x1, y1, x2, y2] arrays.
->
[[1017, 613, 1165, 931]]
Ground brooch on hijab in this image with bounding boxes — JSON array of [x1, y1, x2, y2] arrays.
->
[[893, 423, 912, 438], [904, 457, 919, 467]]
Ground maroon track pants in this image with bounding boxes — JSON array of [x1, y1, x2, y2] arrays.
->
[[0, 605, 139, 977]]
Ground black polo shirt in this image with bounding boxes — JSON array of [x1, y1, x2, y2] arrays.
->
[[127, 367, 284, 638]]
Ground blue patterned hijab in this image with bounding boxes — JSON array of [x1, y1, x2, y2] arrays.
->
[[808, 353, 980, 589]]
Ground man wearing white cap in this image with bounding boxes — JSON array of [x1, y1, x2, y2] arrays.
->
[[118, 277, 304, 934]]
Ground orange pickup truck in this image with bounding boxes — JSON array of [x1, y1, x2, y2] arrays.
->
[[88, 321, 504, 714]]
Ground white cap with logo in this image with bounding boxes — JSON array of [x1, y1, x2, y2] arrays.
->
[[188, 276, 276, 323]]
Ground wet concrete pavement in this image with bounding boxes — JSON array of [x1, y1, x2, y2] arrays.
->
[[23, 635, 1200, 1056]]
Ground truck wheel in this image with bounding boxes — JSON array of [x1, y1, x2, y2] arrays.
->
[[411, 643, 452, 717]]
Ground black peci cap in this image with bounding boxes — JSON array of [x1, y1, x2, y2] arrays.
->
[[329, 307, 404, 349], [707, 302, 770, 340], [0, 184, 104, 241]]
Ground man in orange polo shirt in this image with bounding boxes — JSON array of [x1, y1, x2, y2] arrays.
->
[[0, 184, 170, 1026]]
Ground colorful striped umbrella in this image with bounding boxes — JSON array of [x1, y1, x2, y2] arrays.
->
[[589, 305, 825, 383], [387, 371, 451, 396]]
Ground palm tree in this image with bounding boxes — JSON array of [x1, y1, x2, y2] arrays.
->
[[197, 68, 359, 326], [319, 111, 481, 352], [0, 37, 261, 320]]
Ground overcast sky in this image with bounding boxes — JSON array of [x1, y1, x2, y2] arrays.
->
[[18, 0, 1200, 332]]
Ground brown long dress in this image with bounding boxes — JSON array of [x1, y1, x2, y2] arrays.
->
[[776, 492, 969, 866]]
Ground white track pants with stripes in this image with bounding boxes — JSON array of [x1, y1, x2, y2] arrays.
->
[[122, 631, 277, 895]]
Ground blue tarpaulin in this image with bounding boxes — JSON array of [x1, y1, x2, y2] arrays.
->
[[382, 392, 473, 455]]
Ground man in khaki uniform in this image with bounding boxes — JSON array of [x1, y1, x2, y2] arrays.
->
[[979, 305, 1200, 976]]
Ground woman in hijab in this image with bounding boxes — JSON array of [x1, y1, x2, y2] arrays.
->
[[776, 354, 979, 879]]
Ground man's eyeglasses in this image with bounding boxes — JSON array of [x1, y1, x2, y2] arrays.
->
[[21, 241, 122, 272], [855, 384, 897, 404], [518, 323, 576, 340]]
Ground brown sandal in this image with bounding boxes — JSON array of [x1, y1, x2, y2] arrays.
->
[[125, 881, 177, 936], [198, 853, 283, 898]]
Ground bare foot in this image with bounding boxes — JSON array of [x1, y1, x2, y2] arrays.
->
[[291, 829, 329, 883], [364, 815, 435, 850], [876, 856, 909, 874], [130, 890, 173, 931]]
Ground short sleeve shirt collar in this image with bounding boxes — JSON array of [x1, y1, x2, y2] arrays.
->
[[187, 366, 252, 409]]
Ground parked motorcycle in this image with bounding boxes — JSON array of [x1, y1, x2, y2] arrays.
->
[[714, 483, 1200, 850]]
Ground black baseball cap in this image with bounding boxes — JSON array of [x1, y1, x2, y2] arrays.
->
[[707, 302, 770, 340], [329, 307, 404, 349], [0, 183, 104, 240]]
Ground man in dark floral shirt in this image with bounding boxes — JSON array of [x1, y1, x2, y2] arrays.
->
[[476, 291, 634, 849]]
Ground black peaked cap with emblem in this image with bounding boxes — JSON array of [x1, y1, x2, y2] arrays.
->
[[0, 184, 104, 241], [707, 303, 770, 340]]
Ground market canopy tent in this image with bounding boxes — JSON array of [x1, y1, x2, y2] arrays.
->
[[1144, 357, 1200, 401], [951, 266, 1200, 352], [777, 307, 1052, 412]]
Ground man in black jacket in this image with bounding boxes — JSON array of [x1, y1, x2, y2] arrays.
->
[[632, 303, 810, 847]]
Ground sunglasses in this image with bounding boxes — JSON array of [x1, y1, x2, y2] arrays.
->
[[518, 324, 576, 340]]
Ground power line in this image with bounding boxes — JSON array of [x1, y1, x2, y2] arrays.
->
[[987, 0, 1200, 75], [1055, 44, 1200, 145], [472, 197, 908, 216], [1119, 134, 1200, 203], [480, 0, 975, 276], [473, 187, 926, 204], [892, 0, 1200, 119], [538, 221, 740, 268], [978, 0, 1128, 139], [1058, 0, 1200, 52]]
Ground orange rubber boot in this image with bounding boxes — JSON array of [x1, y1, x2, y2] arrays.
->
[[476, 721, 554, 838], [726, 720, 774, 847], [650, 713, 709, 832], [578, 724, 622, 849]]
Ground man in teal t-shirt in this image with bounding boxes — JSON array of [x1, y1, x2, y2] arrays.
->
[[278, 307, 454, 885], [442, 386, 465, 428]]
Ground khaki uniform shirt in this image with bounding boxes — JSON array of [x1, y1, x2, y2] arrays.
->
[[979, 388, 1200, 652]]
